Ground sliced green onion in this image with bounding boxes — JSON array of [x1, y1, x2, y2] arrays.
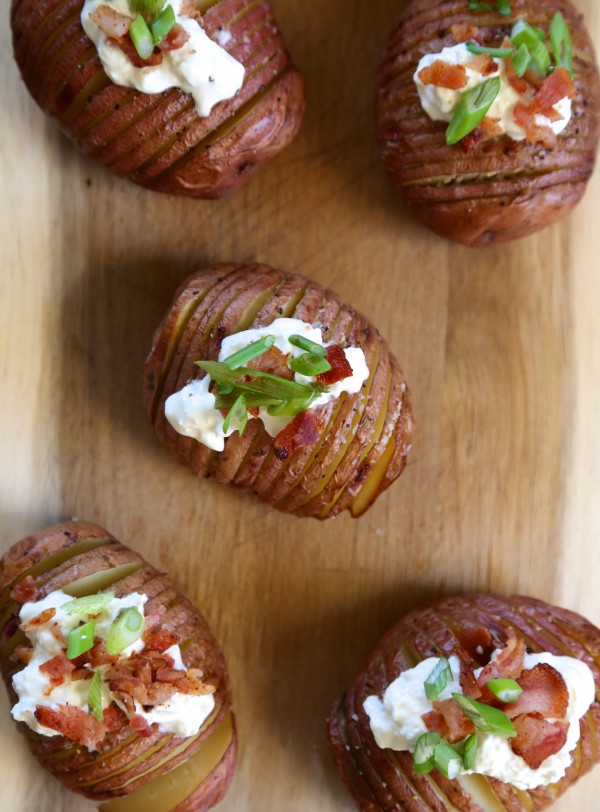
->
[[151, 4, 176, 46], [486, 678, 523, 703], [446, 76, 501, 145], [512, 43, 532, 76], [129, 15, 155, 61], [511, 20, 551, 75], [223, 336, 276, 370], [550, 11, 574, 77], [452, 694, 517, 738], [468, 0, 493, 10], [288, 334, 328, 357], [434, 742, 463, 780], [106, 608, 144, 655], [67, 620, 96, 659], [413, 731, 440, 774], [463, 733, 478, 770], [497, 0, 511, 16], [289, 353, 332, 377], [62, 593, 114, 616], [267, 394, 319, 417], [466, 42, 514, 58], [223, 394, 248, 436], [196, 361, 326, 400], [88, 670, 104, 722], [217, 382, 235, 395], [424, 657, 454, 701], [130, 0, 166, 17]]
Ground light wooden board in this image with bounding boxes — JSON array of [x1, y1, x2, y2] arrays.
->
[[1, 1, 600, 810]]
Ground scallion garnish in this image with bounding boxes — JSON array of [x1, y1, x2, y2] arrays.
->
[[511, 20, 550, 75], [289, 353, 332, 377], [512, 43, 532, 77], [223, 336, 276, 370], [496, 0, 511, 16], [463, 733, 478, 770], [267, 394, 320, 417], [106, 608, 144, 655], [424, 657, 454, 701], [452, 694, 517, 737], [223, 394, 248, 436], [446, 76, 501, 145], [413, 731, 440, 774], [466, 42, 514, 58], [468, 1, 493, 10], [468, 0, 511, 13], [130, 0, 166, 17], [434, 741, 464, 780], [61, 593, 114, 616], [151, 4, 176, 46], [88, 670, 104, 722], [67, 620, 96, 659], [288, 335, 328, 357], [550, 11, 574, 77], [196, 361, 326, 401], [129, 15, 155, 61], [486, 678, 523, 703]]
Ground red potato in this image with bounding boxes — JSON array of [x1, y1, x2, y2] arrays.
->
[[328, 593, 600, 811], [0, 521, 236, 811], [376, 0, 600, 246], [10, 0, 306, 198], [143, 263, 414, 519]]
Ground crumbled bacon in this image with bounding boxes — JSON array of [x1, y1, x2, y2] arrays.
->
[[422, 709, 449, 739], [457, 648, 482, 699], [22, 608, 56, 630], [104, 704, 125, 732], [317, 346, 353, 386], [467, 53, 498, 76], [15, 646, 34, 666], [513, 103, 557, 146], [418, 60, 468, 90], [510, 714, 568, 769], [145, 682, 178, 706], [159, 24, 190, 52], [180, 0, 201, 19], [531, 67, 576, 115], [460, 117, 503, 152], [524, 68, 545, 90], [129, 715, 153, 737], [109, 677, 149, 705], [431, 698, 476, 743], [88, 641, 120, 668], [111, 36, 163, 68], [40, 654, 75, 681], [143, 629, 180, 654], [505, 57, 529, 96], [156, 666, 186, 683], [477, 636, 526, 687], [11, 576, 38, 605], [35, 705, 107, 750], [273, 411, 320, 461], [247, 348, 294, 380], [71, 667, 94, 681], [177, 668, 216, 696], [450, 23, 481, 43], [502, 663, 569, 721], [90, 5, 131, 38]]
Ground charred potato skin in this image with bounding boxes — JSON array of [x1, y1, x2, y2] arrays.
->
[[328, 593, 600, 811], [143, 262, 414, 520], [0, 521, 237, 807], [376, 0, 600, 246], [10, 0, 306, 198]]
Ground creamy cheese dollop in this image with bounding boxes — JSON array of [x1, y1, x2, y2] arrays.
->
[[414, 43, 572, 141], [165, 317, 370, 452], [12, 589, 215, 740], [81, 0, 245, 117], [364, 650, 595, 790]]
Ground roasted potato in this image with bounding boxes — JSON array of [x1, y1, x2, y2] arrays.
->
[[376, 0, 600, 246], [0, 521, 236, 811], [328, 593, 600, 811], [10, 0, 306, 198], [143, 262, 414, 519]]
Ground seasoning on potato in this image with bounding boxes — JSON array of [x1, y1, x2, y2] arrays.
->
[[0, 521, 236, 811], [143, 263, 414, 519], [376, 0, 600, 246], [328, 593, 600, 811], [10, 0, 306, 197]]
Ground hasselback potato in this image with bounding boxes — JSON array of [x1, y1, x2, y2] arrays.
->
[[0, 521, 236, 811], [143, 262, 414, 519], [10, 0, 306, 198], [376, 0, 600, 246], [328, 593, 600, 811]]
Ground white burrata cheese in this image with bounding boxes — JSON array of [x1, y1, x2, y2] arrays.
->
[[414, 43, 572, 141], [165, 317, 370, 451], [81, 0, 245, 117], [364, 650, 595, 790]]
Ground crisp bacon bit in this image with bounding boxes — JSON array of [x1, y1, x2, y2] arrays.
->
[[35, 705, 107, 750], [316, 346, 353, 386], [39, 654, 75, 680], [510, 714, 568, 769], [247, 348, 294, 380], [505, 57, 529, 96], [22, 608, 56, 630], [180, 0, 201, 19], [513, 103, 557, 146], [418, 60, 468, 91], [457, 648, 482, 699], [422, 709, 449, 739], [145, 682, 178, 706], [524, 68, 545, 90], [159, 23, 191, 52], [477, 636, 526, 688], [156, 667, 186, 683], [273, 411, 320, 461], [467, 54, 498, 77], [177, 668, 215, 696], [15, 646, 34, 665], [111, 36, 163, 68], [109, 677, 148, 705], [531, 67, 576, 115], [113, 691, 135, 715], [49, 623, 65, 645], [72, 667, 94, 681], [104, 704, 125, 732], [450, 23, 481, 43], [460, 117, 503, 152], [143, 629, 180, 654], [11, 576, 38, 605], [432, 698, 477, 743], [129, 715, 153, 737], [503, 664, 569, 721], [248, 406, 260, 418], [90, 5, 131, 38]]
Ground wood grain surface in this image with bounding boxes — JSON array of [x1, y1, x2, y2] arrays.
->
[[1, 1, 600, 811]]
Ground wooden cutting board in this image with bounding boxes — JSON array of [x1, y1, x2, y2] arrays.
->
[[1, 1, 600, 810]]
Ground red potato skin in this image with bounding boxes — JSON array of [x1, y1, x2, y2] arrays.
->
[[376, 0, 600, 246], [0, 521, 237, 810], [10, 0, 306, 198], [328, 594, 600, 812], [143, 263, 414, 520]]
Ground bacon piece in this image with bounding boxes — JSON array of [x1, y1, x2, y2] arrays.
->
[[247, 347, 294, 380], [531, 67, 576, 115], [456, 648, 482, 699], [113, 691, 135, 715], [317, 346, 353, 386], [431, 699, 476, 743], [502, 663, 569, 720], [274, 411, 320, 461], [111, 36, 163, 69], [109, 677, 148, 705], [418, 61, 468, 90], [513, 103, 557, 147], [88, 641, 119, 668], [15, 645, 34, 665], [180, 0, 202, 19], [451, 23, 481, 43], [510, 714, 568, 769], [103, 704, 125, 732], [145, 682, 178, 706], [22, 607, 56, 630], [477, 636, 526, 688], [422, 709, 449, 739], [72, 667, 94, 681], [11, 576, 38, 605], [156, 666, 186, 683], [159, 24, 190, 52], [35, 705, 107, 750], [143, 629, 180, 654], [90, 5, 131, 38], [129, 715, 153, 737], [39, 654, 75, 680], [460, 117, 503, 152], [467, 54, 498, 77], [524, 68, 545, 90], [505, 57, 529, 96]]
